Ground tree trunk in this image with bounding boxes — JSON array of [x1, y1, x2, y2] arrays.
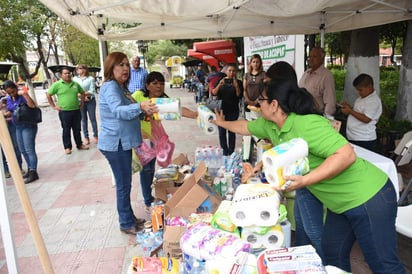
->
[[395, 20, 412, 122], [343, 27, 380, 105]]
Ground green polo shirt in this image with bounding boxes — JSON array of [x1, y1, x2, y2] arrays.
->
[[48, 79, 83, 111], [248, 113, 387, 214]]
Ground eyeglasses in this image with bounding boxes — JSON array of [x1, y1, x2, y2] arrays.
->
[[257, 97, 271, 103]]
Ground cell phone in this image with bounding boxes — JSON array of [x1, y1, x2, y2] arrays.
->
[[224, 78, 232, 84]]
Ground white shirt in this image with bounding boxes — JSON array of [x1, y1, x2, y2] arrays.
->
[[346, 91, 382, 141]]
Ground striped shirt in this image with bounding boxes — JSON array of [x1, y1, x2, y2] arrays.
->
[[128, 66, 148, 92]]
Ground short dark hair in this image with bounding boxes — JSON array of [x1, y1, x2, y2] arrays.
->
[[3, 80, 17, 90], [353, 73, 374, 88]]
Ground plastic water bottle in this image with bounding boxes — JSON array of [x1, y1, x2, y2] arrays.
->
[[190, 260, 207, 274]]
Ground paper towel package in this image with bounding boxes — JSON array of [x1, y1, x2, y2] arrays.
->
[[229, 183, 281, 227], [256, 245, 325, 273], [151, 97, 181, 120], [197, 105, 218, 135], [262, 138, 310, 188], [241, 224, 284, 249]]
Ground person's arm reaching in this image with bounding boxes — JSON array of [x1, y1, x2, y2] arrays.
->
[[211, 109, 250, 135]]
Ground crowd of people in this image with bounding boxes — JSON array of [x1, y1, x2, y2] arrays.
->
[[0, 48, 404, 273]]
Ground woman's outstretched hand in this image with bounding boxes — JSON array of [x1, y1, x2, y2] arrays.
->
[[210, 109, 225, 125]]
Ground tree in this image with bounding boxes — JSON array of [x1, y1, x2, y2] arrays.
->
[[60, 24, 99, 66], [0, 0, 56, 102], [343, 26, 380, 105], [145, 40, 188, 65], [379, 21, 407, 64], [395, 20, 412, 122]]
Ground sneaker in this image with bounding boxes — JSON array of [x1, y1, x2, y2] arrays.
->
[[65, 148, 72, 154], [120, 225, 142, 235], [84, 138, 90, 145], [78, 145, 89, 150]]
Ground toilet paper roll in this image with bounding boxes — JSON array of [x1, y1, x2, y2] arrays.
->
[[151, 98, 181, 120], [262, 138, 310, 188], [242, 225, 284, 249], [197, 105, 217, 135], [229, 184, 281, 227], [256, 139, 273, 163]]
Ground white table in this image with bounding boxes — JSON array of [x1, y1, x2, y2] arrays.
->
[[352, 144, 399, 200]]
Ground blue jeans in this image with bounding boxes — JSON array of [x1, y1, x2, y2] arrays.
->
[[294, 187, 325, 262], [196, 82, 204, 103], [3, 122, 22, 171], [323, 179, 405, 273], [140, 157, 156, 207], [16, 124, 38, 171], [81, 98, 98, 139], [58, 110, 82, 149], [218, 111, 239, 156], [100, 143, 136, 230]]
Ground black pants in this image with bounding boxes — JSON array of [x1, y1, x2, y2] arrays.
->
[[218, 111, 239, 156], [58, 110, 82, 149]]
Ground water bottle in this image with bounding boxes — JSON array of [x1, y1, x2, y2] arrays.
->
[[190, 260, 207, 274]]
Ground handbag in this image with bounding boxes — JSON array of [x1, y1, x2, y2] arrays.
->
[[205, 96, 222, 112], [13, 103, 42, 125]]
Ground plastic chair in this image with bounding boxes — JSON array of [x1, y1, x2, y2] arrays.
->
[[393, 131, 412, 166], [396, 177, 412, 238]]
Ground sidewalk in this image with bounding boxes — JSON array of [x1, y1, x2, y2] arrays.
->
[[0, 86, 222, 274]]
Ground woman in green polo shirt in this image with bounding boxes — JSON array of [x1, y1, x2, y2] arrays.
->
[[211, 80, 405, 274]]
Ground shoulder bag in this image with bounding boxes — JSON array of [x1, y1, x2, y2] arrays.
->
[[13, 103, 42, 125]]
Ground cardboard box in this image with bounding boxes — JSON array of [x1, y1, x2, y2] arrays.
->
[[163, 161, 222, 259], [164, 161, 222, 218]]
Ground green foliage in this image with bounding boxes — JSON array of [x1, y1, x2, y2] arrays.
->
[[145, 40, 187, 65], [330, 68, 346, 102], [61, 25, 99, 66]]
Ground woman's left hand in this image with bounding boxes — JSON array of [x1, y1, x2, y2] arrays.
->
[[280, 175, 305, 191]]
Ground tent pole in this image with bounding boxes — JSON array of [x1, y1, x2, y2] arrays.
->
[[320, 29, 325, 48], [99, 39, 108, 77], [0, 115, 54, 274]]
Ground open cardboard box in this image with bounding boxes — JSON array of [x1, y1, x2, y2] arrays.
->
[[163, 161, 222, 258], [153, 154, 189, 202]]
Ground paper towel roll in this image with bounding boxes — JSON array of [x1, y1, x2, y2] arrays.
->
[[229, 184, 281, 227], [262, 138, 309, 188], [151, 98, 181, 120], [197, 105, 217, 135]]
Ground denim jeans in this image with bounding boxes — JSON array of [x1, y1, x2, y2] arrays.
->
[[100, 143, 136, 230], [196, 82, 204, 103], [294, 187, 325, 262], [5, 122, 22, 170], [218, 111, 239, 156], [323, 179, 406, 273], [140, 157, 156, 207], [58, 110, 82, 149], [16, 124, 38, 171], [81, 98, 98, 139]]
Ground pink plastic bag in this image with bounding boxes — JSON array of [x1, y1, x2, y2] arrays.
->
[[134, 141, 157, 166], [151, 120, 175, 167]]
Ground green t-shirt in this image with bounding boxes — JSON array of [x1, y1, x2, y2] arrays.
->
[[48, 79, 84, 111], [131, 90, 151, 137], [248, 113, 387, 214]]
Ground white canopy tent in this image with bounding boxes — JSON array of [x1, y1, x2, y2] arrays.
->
[[38, 0, 412, 41]]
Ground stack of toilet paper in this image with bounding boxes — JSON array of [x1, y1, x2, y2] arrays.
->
[[151, 98, 181, 120], [229, 184, 281, 227], [197, 105, 218, 135], [241, 224, 284, 249], [262, 138, 310, 188]]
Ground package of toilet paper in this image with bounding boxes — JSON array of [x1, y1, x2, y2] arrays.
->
[[241, 224, 284, 249], [262, 138, 310, 188], [229, 183, 281, 227]]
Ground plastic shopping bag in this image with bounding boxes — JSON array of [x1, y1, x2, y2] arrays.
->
[[151, 120, 175, 168]]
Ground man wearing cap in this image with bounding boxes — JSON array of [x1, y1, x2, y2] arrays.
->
[[195, 63, 206, 103], [128, 56, 148, 92]]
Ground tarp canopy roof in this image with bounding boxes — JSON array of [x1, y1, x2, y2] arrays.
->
[[39, 0, 412, 41], [187, 50, 219, 68]]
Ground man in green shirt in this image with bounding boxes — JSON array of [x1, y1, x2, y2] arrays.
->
[[47, 67, 89, 154]]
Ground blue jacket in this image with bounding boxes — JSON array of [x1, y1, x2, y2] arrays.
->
[[98, 80, 145, 152]]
